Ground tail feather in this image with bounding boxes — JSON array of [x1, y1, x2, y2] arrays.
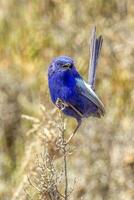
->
[[88, 27, 103, 90]]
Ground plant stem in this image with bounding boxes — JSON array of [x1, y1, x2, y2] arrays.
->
[[63, 142, 68, 200], [61, 114, 68, 200]]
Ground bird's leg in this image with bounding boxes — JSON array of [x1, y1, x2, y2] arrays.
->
[[66, 121, 81, 145], [56, 98, 82, 144]]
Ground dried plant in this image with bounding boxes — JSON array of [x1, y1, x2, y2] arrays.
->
[[2, 1, 134, 199], [12, 105, 75, 200]]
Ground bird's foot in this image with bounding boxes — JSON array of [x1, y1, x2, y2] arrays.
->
[[55, 98, 68, 111]]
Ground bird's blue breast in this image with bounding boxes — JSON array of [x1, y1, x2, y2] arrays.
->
[[48, 70, 98, 121], [48, 70, 76, 102]]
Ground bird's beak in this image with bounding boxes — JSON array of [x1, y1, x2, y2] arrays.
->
[[62, 63, 72, 69]]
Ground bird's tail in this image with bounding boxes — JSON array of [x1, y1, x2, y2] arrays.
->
[[88, 27, 103, 90]]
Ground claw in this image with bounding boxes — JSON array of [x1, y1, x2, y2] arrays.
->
[[55, 98, 68, 111]]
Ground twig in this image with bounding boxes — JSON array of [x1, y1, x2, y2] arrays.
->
[[59, 112, 68, 200], [27, 175, 41, 192]]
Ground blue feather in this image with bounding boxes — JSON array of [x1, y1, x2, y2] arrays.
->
[[48, 56, 104, 122]]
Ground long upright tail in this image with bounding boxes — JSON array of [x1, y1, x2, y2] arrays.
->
[[88, 27, 103, 90]]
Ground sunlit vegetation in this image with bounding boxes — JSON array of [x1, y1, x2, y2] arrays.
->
[[0, 0, 134, 199]]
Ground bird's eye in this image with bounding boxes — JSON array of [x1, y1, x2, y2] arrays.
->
[[62, 63, 72, 68]]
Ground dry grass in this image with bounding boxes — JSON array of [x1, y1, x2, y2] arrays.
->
[[0, 0, 134, 199]]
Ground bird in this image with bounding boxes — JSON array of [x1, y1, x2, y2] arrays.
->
[[48, 27, 105, 142]]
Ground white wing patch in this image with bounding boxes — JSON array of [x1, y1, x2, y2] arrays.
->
[[84, 81, 104, 110], [83, 80, 105, 113], [76, 78, 105, 115]]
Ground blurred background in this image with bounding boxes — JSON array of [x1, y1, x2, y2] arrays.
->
[[0, 0, 134, 199]]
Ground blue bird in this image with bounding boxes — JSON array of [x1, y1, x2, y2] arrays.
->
[[48, 27, 105, 142]]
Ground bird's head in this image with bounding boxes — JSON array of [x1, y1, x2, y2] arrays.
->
[[48, 56, 75, 77]]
